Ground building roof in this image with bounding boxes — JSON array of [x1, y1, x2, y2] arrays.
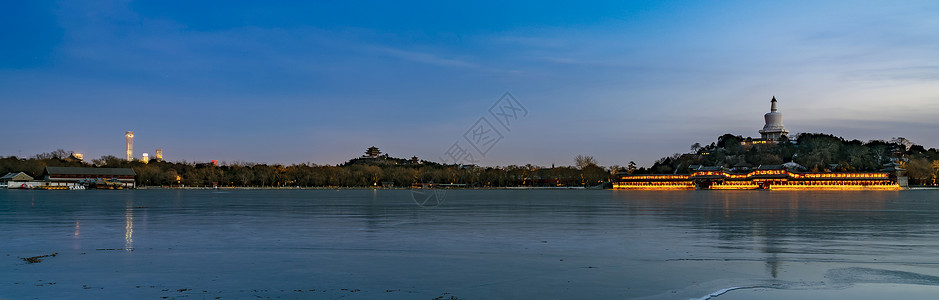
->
[[782, 162, 805, 170], [881, 166, 906, 172], [44, 167, 136, 176], [1, 172, 34, 181], [698, 166, 724, 171]]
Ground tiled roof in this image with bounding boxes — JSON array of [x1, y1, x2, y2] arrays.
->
[[44, 167, 136, 176]]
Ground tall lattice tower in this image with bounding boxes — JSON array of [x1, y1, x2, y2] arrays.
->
[[125, 131, 134, 161]]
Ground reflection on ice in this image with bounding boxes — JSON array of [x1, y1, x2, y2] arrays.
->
[[124, 204, 133, 251]]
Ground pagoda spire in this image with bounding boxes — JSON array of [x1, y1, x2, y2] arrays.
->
[[770, 96, 777, 112]]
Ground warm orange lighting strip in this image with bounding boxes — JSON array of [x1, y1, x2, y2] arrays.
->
[[616, 170, 898, 190], [770, 184, 900, 191], [620, 175, 691, 180], [709, 182, 759, 190], [790, 173, 888, 179], [613, 182, 694, 190]]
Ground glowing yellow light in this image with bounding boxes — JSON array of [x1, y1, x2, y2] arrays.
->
[[616, 169, 898, 190]]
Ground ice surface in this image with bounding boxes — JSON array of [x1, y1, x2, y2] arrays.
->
[[2, 189, 939, 299]]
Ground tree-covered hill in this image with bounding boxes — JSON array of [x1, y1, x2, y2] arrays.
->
[[640, 134, 938, 185]]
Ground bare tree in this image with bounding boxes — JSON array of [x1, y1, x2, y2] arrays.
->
[[32, 152, 54, 160], [51, 149, 71, 159], [575, 155, 598, 169], [891, 137, 913, 151]]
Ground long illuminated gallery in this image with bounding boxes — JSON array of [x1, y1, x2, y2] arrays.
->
[[613, 165, 902, 190]]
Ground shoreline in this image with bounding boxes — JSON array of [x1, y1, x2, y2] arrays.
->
[[134, 186, 592, 190], [123, 186, 939, 191]]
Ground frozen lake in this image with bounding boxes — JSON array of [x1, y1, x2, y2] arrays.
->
[[3, 189, 939, 299]]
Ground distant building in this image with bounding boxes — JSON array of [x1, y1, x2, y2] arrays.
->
[[759, 96, 789, 141], [364, 146, 381, 158], [740, 97, 791, 147], [125, 131, 135, 161], [1, 172, 34, 188], [155, 149, 163, 161], [142, 153, 149, 164], [72, 153, 84, 161], [43, 166, 136, 189]]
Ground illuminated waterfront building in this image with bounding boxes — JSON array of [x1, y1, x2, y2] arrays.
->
[[125, 131, 134, 161], [614, 165, 900, 190]]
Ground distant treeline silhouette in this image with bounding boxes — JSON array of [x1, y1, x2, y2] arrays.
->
[[0, 153, 611, 188], [2, 133, 937, 187]]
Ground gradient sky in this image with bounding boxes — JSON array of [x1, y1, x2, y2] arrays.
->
[[3, 0, 938, 167]]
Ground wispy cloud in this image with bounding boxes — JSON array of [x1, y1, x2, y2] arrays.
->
[[371, 46, 478, 69]]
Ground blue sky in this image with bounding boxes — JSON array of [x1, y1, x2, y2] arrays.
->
[[2, 0, 938, 167]]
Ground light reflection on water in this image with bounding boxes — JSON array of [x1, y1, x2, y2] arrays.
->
[[124, 202, 133, 251], [0, 189, 938, 299]]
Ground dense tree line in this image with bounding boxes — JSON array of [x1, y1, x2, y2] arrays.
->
[[5, 133, 937, 188], [0, 151, 613, 188], [639, 134, 939, 185]]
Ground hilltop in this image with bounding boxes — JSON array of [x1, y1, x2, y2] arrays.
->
[[635, 133, 938, 186]]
